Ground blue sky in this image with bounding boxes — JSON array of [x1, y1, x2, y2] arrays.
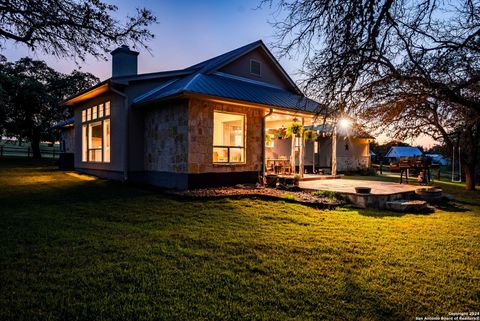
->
[[1, 0, 434, 147], [2, 0, 293, 81]]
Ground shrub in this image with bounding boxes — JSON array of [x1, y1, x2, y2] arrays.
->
[[282, 193, 296, 200], [312, 190, 346, 202]]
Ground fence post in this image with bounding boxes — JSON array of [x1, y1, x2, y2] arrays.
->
[[27, 147, 30, 158], [0, 146, 3, 157], [53, 148, 55, 158]]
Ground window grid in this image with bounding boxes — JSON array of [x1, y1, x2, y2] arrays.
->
[[81, 101, 111, 163]]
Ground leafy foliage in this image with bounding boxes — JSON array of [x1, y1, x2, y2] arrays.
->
[[285, 122, 303, 137], [0, 56, 98, 157], [0, 0, 156, 60]]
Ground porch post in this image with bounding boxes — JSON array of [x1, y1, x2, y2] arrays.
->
[[331, 124, 337, 176], [262, 108, 274, 183], [290, 135, 296, 174], [299, 117, 305, 178]]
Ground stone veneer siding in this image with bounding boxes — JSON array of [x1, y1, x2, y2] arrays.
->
[[144, 100, 189, 173], [188, 98, 264, 174]]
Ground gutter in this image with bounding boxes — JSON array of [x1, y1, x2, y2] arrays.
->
[[261, 108, 274, 184], [110, 87, 129, 182]]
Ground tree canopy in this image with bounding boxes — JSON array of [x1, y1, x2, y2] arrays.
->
[[266, 0, 480, 190], [0, 56, 99, 158], [0, 0, 156, 60]]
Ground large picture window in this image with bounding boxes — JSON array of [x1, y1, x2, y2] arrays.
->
[[213, 111, 245, 163], [81, 101, 111, 163]]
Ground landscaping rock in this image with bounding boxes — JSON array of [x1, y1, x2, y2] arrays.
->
[[171, 186, 344, 208], [386, 199, 434, 213], [442, 193, 455, 202]]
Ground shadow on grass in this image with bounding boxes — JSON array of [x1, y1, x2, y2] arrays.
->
[[341, 269, 409, 320], [355, 206, 435, 218], [433, 201, 470, 213]]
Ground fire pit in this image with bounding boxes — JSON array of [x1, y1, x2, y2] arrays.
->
[[355, 187, 372, 194], [415, 187, 443, 203]]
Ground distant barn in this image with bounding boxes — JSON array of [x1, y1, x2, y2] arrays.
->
[[385, 146, 423, 162]]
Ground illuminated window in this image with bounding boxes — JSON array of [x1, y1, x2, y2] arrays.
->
[[103, 119, 110, 162], [213, 111, 245, 163], [82, 125, 87, 161], [88, 121, 102, 162], [81, 101, 111, 163]]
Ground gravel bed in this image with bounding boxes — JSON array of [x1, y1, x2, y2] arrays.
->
[[172, 184, 344, 208]]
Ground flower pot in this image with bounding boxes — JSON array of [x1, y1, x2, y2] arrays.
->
[[355, 187, 371, 194]]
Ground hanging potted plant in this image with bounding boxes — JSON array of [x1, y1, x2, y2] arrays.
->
[[265, 134, 273, 147], [304, 129, 318, 142], [274, 127, 286, 139], [286, 122, 304, 138]]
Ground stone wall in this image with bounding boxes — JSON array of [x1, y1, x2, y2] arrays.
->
[[318, 136, 370, 171], [188, 98, 264, 174], [144, 100, 189, 173]]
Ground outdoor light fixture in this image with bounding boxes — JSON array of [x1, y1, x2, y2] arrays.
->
[[338, 118, 351, 129]]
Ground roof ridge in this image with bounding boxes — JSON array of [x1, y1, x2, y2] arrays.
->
[[185, 40, 263, 71]]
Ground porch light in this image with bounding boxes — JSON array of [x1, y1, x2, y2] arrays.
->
[[338, 118, 351, 129]]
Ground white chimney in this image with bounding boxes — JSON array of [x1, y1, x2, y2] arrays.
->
[[111, 45, 139, 78]]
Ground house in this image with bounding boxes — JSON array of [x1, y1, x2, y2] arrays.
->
[[384, 146, 423, 162], [60, 40, 372, 189]]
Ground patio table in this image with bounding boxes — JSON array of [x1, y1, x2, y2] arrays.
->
[[266, 159, 290, 174]]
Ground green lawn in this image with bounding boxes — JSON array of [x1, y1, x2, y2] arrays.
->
[[0, 158, 479, 321]]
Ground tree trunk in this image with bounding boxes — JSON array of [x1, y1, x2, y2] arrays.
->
[[464, 162, 477, 191], [30, 132, 41, 159], [291, 136, 296, 174]]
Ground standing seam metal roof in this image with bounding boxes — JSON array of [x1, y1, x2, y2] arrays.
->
[[133, 73, 319, 112]]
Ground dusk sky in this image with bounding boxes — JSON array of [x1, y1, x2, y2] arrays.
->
[[2, 0, 434, 147]]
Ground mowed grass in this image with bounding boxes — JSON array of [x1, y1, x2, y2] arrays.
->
[[0, 158, 479, 321]]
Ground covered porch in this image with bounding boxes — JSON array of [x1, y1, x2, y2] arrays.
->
[[263, 109, 372, 179]]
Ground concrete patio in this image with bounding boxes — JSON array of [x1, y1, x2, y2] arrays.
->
[[300, 178, 422, 208], [300, 178, 419, 195]]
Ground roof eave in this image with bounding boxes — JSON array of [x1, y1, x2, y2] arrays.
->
[[133, 91, 317, 116]]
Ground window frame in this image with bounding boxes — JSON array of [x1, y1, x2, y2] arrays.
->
[[81, 101, 111, 163], [212, 111, 246, 165], [250, 59, 261, 77]]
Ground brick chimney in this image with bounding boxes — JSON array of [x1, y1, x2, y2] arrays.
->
[[111, 45, 139, 78]]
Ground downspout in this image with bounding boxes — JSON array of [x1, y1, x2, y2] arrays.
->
[[110, 87, 129, 182], [262, 108, 274, 184]]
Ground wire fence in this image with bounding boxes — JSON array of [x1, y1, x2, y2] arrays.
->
[[0, 145, 61, 159]]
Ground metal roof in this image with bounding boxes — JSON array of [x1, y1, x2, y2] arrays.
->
[[385, 146, 423, 158], [53, 117, 74, 128], [133, 73, 319, 112], [65, 40, 319, 113]]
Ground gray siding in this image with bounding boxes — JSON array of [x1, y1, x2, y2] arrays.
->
[[73, 92, 125, 178], [219, 48, 294, 91]]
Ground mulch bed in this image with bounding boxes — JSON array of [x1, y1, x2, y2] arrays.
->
[[169, 185, 344, 209]]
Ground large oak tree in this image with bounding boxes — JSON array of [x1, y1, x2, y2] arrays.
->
[[0, 0, 156, 60], [266, 0, 480, 190], [0, 57, 99, 158]]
